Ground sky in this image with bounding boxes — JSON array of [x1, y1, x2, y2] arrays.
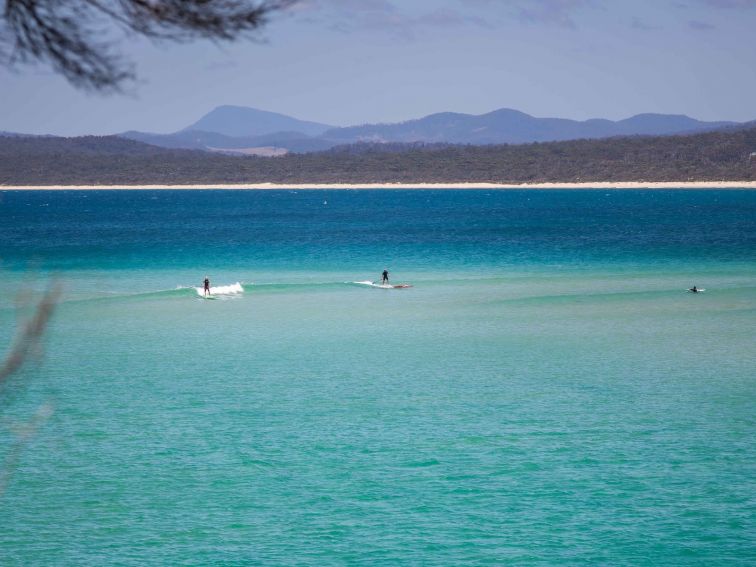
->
[[1, 0, 755, 136]]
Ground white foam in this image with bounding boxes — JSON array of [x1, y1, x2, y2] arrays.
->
[[353, 281, 395, 289], [196, 282, 244, 297]]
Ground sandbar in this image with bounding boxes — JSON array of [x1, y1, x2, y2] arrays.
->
[[1, 181, 755, 190]]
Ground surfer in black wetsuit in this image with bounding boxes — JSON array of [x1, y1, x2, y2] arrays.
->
[[382, 269, 389, 285], [204, 277, 210, 296]]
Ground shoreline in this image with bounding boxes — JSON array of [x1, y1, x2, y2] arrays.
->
[[1, 181, 755, 191]]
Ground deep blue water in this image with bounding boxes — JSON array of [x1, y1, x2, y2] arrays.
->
[[2, 189, 755, 273]]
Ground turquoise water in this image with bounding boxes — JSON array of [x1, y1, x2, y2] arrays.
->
[[1, 190, 755, 565]]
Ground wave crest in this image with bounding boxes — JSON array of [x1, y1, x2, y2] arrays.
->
[[195, 282, 244, 297]]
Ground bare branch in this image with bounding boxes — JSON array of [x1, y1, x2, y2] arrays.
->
[[0, 282, 61, 383], [0, 402, 53, 496], [0, 280, 60, 497]]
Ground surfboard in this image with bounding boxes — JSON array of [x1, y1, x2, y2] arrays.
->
[[687, 288, 706, 293], [354, 280, 413, 289]]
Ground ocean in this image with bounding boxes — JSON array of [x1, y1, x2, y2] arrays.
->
[[1, 189, 755, 565]]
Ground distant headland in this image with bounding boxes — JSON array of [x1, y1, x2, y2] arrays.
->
[[1, 112, 754, 187]]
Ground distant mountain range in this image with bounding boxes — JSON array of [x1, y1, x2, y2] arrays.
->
[[183, 105, 333, 138], [115, 105, 749, 155], [323, 109, 737, 145], [3, 105, 751, 156], [0, 131, 55, 138]]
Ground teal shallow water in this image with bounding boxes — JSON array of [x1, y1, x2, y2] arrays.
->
[[1, 190, 755, 564]]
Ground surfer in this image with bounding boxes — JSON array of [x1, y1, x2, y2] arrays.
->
[[690, 285, 699, 293], [203, 276, 210, 297], [382, 269, 389, 285]]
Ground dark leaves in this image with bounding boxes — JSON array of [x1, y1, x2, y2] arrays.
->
[[1, 0, 294, 91]]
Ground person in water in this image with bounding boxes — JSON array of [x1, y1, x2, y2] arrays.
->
[[382, 269, 389, 285], [203, 276, 210, 296], [691, 285, 699, 293]]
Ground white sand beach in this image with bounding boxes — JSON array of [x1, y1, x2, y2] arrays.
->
[[1, 181, 755, 190]]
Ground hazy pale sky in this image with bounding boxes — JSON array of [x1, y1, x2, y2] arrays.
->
[[1, 0, 755, 136]]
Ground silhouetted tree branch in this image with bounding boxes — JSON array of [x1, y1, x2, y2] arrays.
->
[[0, 282, 60, 383], [0, 401, 53, 495], [1, 0, 296, 91], [0, 281, 60, 495]]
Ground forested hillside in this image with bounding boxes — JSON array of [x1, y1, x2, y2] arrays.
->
[[1, 127, 754, 185]]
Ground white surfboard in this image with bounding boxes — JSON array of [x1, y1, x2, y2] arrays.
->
[[354, 280, 413, 289], [687, 288, 706, 293]]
